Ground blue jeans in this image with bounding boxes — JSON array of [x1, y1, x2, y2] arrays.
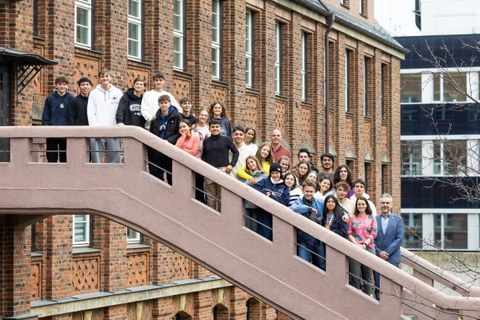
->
[[297, 236, 326, 270]]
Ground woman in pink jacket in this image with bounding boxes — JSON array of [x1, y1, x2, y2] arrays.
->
[[175, 119, 200, 158]]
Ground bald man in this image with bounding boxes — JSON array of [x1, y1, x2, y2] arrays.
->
[[270, 129, 291, 162]]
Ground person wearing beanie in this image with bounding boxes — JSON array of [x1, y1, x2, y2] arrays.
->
[[248, 162, 290, 240]]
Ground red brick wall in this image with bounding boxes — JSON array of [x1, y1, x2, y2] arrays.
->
[[0, 0, 402, 318]]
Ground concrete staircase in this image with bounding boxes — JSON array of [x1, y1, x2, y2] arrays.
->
[[0, 126, 479, 320]]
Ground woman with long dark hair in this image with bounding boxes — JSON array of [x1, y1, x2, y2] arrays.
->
[[333, 164, 354, 197], [321, 195, 348, 238]]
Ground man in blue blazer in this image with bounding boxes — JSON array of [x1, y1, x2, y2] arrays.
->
[[374, 193, 404, 300]]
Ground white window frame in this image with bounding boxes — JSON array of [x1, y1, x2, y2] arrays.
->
[[173, 0, 185, 70], [400, 210, 479, 251], [211, 0, 221, 80], [245, 10, 253, 87], [301, 32, 307, 101], [359, 0, 364, 15], [128, 0, 143, 60], [73, 215, 91, 247], [275, 21, 282, 95], [74, 0, 92, 48], [127, 228, 141, 243]]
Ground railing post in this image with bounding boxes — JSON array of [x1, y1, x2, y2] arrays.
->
[[66, 138, 89, 165], [10, 138, 31, 163], [122, 138, 145, 171]]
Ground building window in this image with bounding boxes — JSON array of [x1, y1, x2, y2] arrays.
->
[[245, 10, 253, 87], [127, 228, 141, 243], [75, 0, 92, 48], [33, 0, 38, 36], [381, 63, 389, 119], [401, 141, 422, 176], [345, 49, 352, 111], [381, 164, 389, 194], [173, 0, 185, 70], [275, 22, 282, 95], [364, 57, 372, 115], [434, 213, 468, 249], [211, 0, 221, 80], [401, 213, 423, 249], [128, 0, 143, 60], [73, 215, 91, 246], [433, 140, 467, 175], [401, 73, 422, 103], [433, 72, 467, 102], [301, 32, 308, 101], [359, 0, 367, 16], [340, 0, 349, 7]]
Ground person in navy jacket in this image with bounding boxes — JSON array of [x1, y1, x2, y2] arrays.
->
[[42, 76, 74, 162], [249, 163, 290, 240], [374, 193, 404, 300]]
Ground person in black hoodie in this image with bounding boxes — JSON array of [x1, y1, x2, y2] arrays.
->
[[149, 94, 181, 184], [42, 76, 74, 162], [68, 77, 92, 126], [116, 77, 146, 127]]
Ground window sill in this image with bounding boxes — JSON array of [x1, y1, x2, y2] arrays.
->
[[72, 247, 102, 255], [127, 243, 151, 250]]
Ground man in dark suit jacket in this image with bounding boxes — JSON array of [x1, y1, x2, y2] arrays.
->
[[374, 194, 404, 300]]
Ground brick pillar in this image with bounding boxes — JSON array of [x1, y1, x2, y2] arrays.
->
[[333, 34, 347, 164], [104, 305, 127, 320], [187, 0, 212, 109], [152, 297, 174, 320], [94, 0, 128, 89], [100, 218, 128, 291], [312, 23, 327, 162], [285, 13, 303, 153], [45, 215, 73, 300], [45, 0, 75, 82], [228, 287, 248, 319], [389, 58, 402, 212], [257, 1, 277, 139], [194, 290, 213, 319], [0, 215, 32, 317], [222, 0, 246, 123]]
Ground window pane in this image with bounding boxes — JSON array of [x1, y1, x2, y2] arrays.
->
[[401, 141, 422, 175], [173, 0, 182, 31], [433, 74, 441, 101], [402, 213, 423, 249], [443, 140, 467, 175], [173, 36, 183, 68], [434, 214, 468, 249], [212, 48, 219, 78], [74, 215, 88, 243], [76, 7, 89, 26], [401, 74, 422, 103], [129, 0, 140, 17], [444, 72, 466, 102]]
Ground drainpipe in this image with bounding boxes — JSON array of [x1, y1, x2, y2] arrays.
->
[[317, 0, 335, 153]]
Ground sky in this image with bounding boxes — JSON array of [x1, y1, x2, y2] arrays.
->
[[374, 0, 422, 36]]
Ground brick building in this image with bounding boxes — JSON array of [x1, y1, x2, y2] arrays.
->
[[0, 0, 405, 319]]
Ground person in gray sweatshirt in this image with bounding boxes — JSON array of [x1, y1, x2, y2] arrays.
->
[[87, 70, 123, 163]]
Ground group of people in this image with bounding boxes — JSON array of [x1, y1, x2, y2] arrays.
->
[[41, 70, 404, 300]]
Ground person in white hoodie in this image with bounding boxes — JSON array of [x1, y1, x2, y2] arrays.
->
[[141, 71, 181, 130], [87, 70, 123, 163]]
